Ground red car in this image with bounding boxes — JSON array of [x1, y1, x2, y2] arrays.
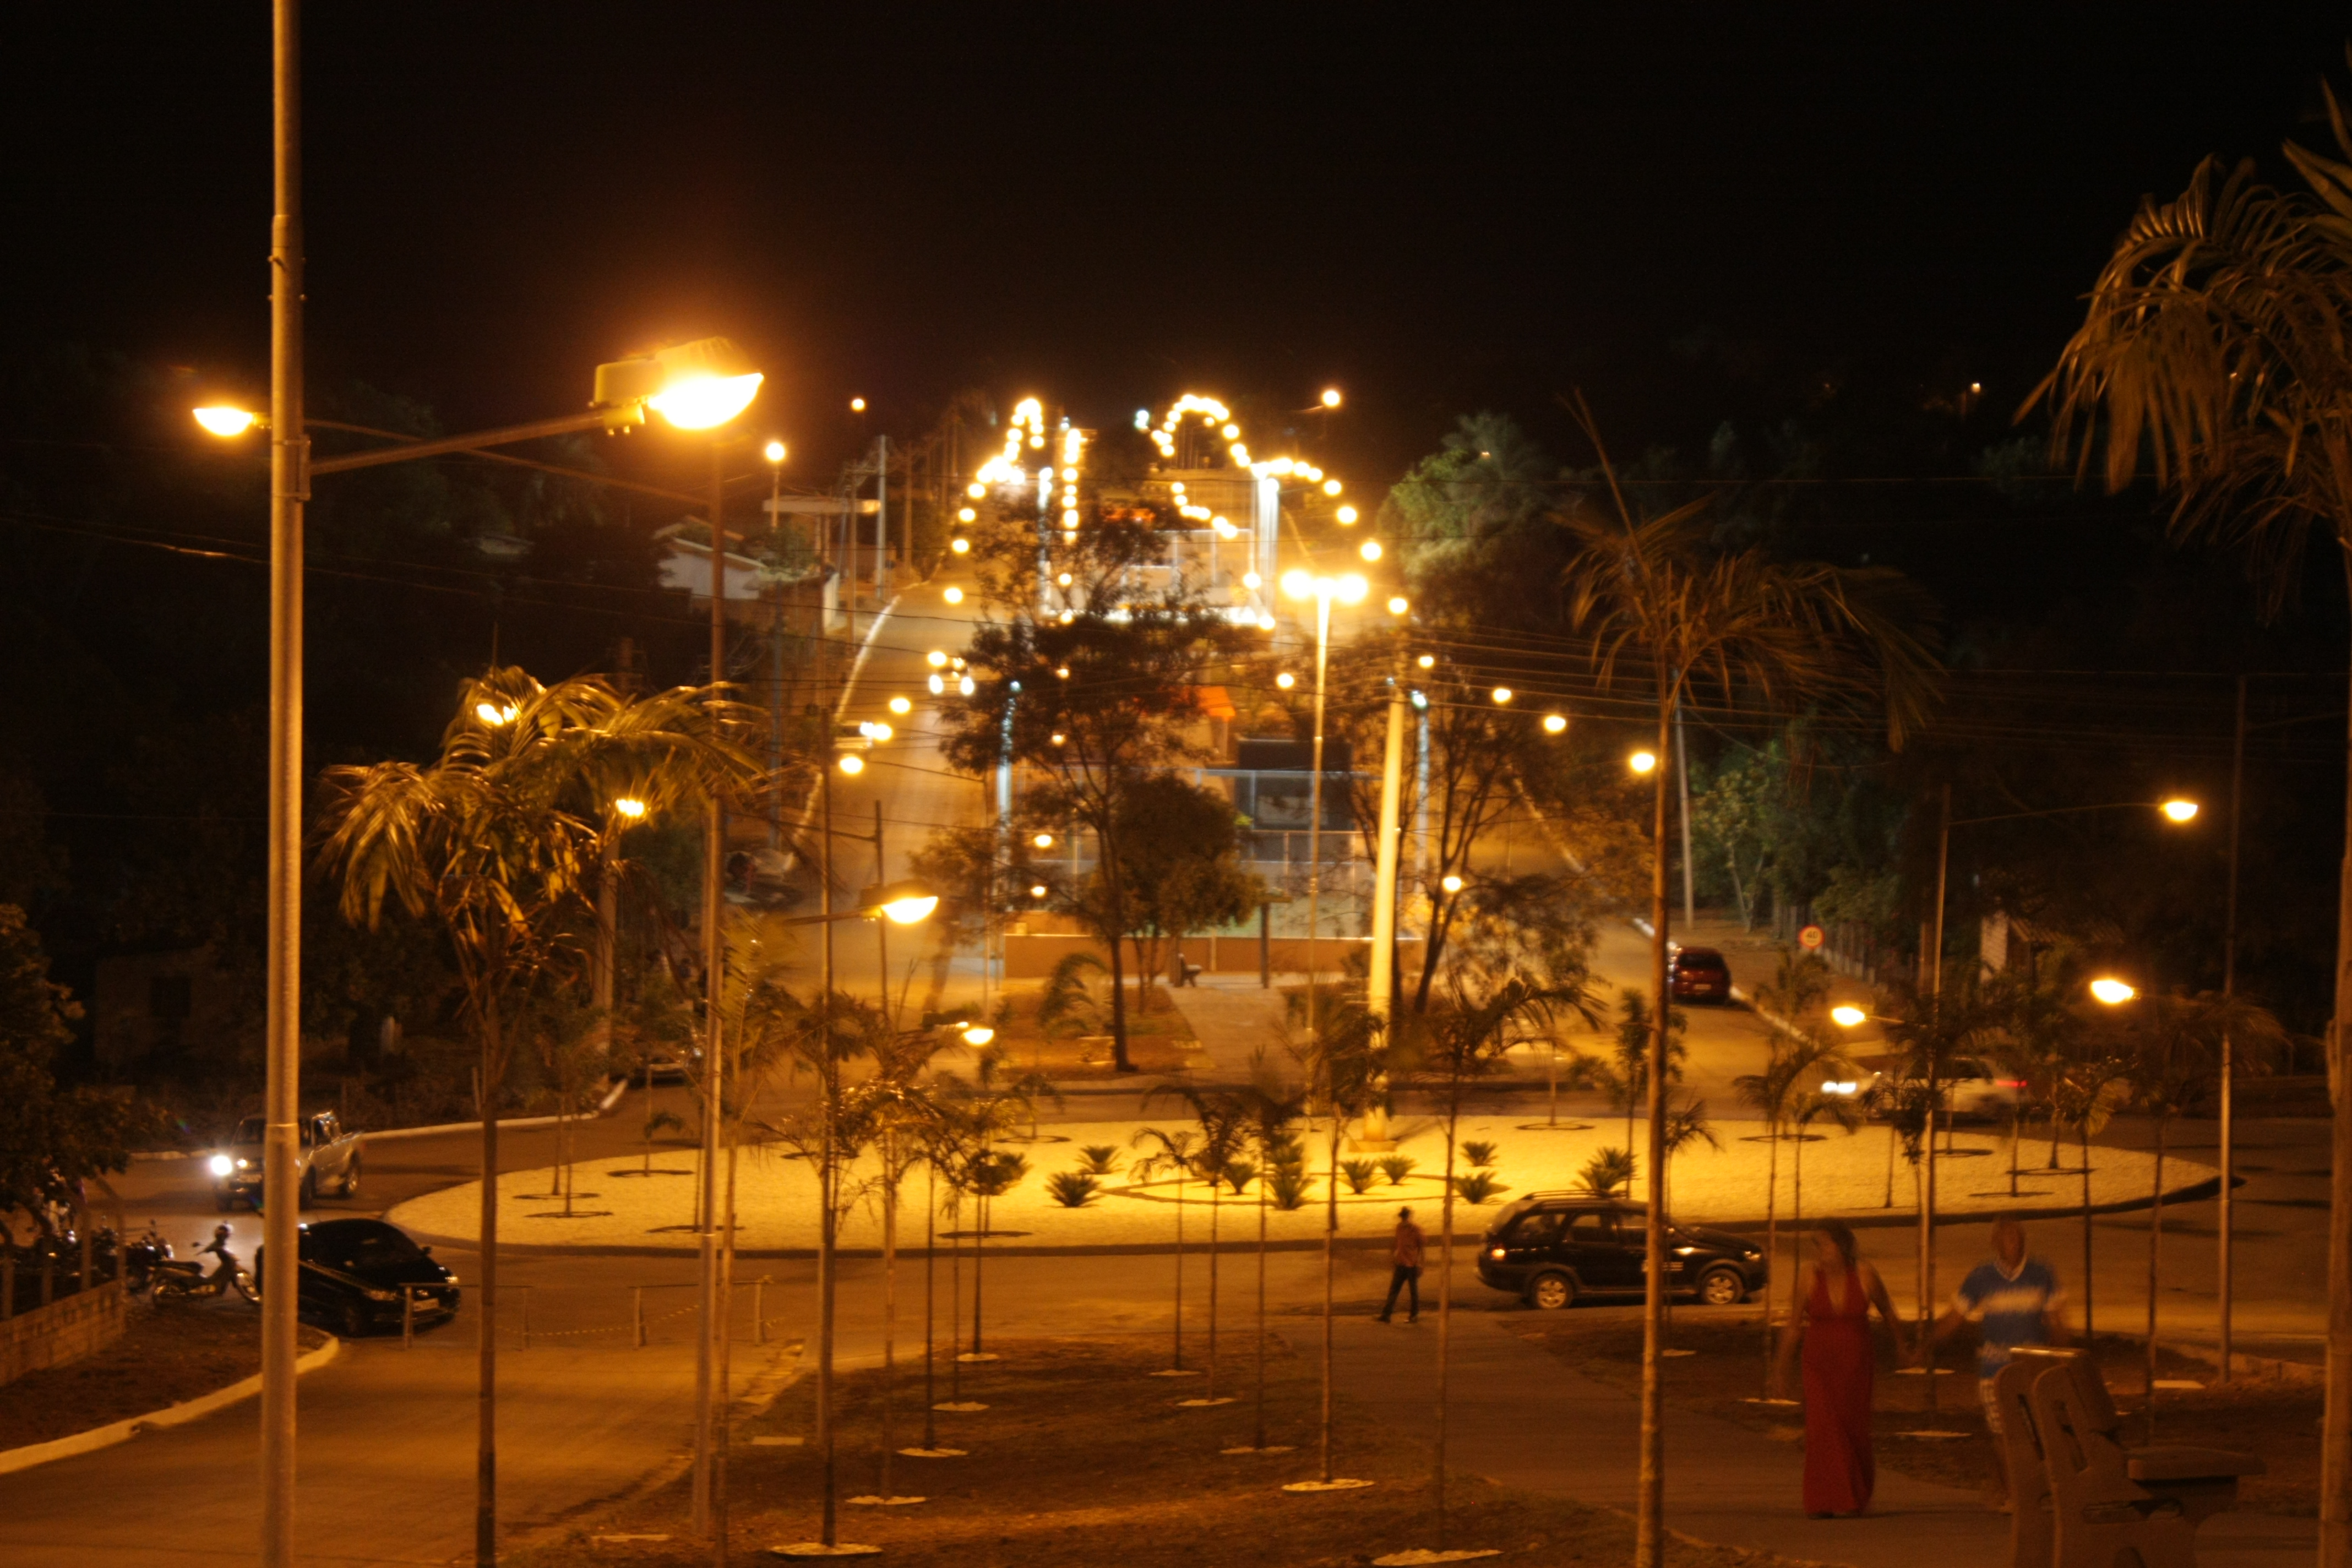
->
[[1667, 945, 1732, 1003]]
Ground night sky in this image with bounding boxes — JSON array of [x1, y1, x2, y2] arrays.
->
[[9, 7, 2352, 480]]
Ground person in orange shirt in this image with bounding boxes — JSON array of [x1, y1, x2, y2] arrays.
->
[[1376, 1207, 1425, 1324]]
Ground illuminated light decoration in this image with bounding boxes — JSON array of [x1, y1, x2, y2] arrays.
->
[[1417, 654, 1435, 669], [1222, 423, 1240, 439], [1387, 596, 1409, 615], [838, 753, 865, 775], [764, 440, 787, 464], [1629, 750, 1658, 774], [1320, 388, 1342, 408], [1542, 713, 1567, 733], [927, 650, 949, 667], [476, 702, 519, 727], [958, 675, 976, 696], [613, 797, 648, 819], [1242, 571, 1262, 590], [888, 696, 912, 715], [972, 397, 1048, 489], [951, 657, 966, 670], [1490, 687, 1513, 705], [1055, 666, 1070, 679], [1057, 571, 1073, 586], [1134, 410, 1150, 429], [193, 405, 262, 437], [958, 507, 977, 522], [1336, 505, 1359, 525], [944, 586, 965, 605], [850, 397, 867, 412], [1322, 479, 1342, 496], [1059, 610, 1076, 623], [951, 537, 971, 554], [1359, 541, 1382, 562], [928, 673, 946, 694], [1276, 672, 1296, 690]]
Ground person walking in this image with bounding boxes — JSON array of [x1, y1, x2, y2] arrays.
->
[[1915, 1215, 2067, 1505], [1774, 1219, 1905, 1518], [1375, 1206, 1424, 1324]]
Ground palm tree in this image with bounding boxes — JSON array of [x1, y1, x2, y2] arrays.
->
[[317, 669, 753, 1562], [937, 1044, 1050, 1363], [1129, 1126, 1201, 1374], [1611, 988, 1686, 1156], [2116, 990, 2285, 1436], [1412, 976, 1585, 1544], [1559, 400, 1938, 1567], [1981, 964, 2081, 1186], [1242, 1068, 1309, 1453], [1785, 1084, 1863, 1321], [1734, 1031, 1845, 1389], [1146, 1083, 1249, 1403], [1295, 998, 1387, 1485], [2036, 99, 2352, 1540], [2045, 1039, 2132, 1341]]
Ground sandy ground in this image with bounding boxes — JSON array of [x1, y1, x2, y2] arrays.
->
[[386, 1112, 2206, 1253]]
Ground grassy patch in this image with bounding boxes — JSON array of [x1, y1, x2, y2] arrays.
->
[[513, 1333, 1815, 1567], [1512, 1310, 2320, 1515], [0, 1299, 328, 1451]]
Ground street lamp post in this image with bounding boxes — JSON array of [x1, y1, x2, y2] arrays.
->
[[1280, 569, 1368, 1041], [204, 297, 758, 1566]]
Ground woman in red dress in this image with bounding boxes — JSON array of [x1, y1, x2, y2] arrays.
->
[[1773, 1219, 1906, 1517]]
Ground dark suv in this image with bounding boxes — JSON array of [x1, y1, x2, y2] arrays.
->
[[1667, 946, 1732, 1003], [1475, 1194, 1766, 1310]]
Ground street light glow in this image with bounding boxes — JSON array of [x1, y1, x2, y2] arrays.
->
[[1417, 654, 1435, 669], [649, 372, 764, 431], [1277, 672, 1296, 690], [763, 440, 787, 464], [476, 701, 518, 727], [1323, 479, 1343, 497], [837, 754, 865, 775], [1030, 884, 1049, 899], [888, 696, 912, 715], [1243, 571, 1263, 590], [928, 651, 948, 667], [1033, 832, 1055, 848], [1360, 541, 1382, 562], [613, 797, 648, 819], [2090, 977, 2138, 1005], [951, 537, 971, 554], [962, 1025, 996, 1047], [1320, 388, 1342, 408], [1388, 596, 1409, 616], [879, 893, 937, 924], [1491, 687, 1513, 705], [1441, 874, 1464, 894], [193, 405, 261, 437], [1336, 505, 1359, 525], [1543, 713, 1567, 733], [1629, 750, 1658, 774], [850, 397, 867, 412], [2161, 798, 2199, 822], [1830, 1004, 1868, 1028], [944, 586, 965, 604]]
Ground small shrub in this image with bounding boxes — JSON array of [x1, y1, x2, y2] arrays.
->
[[1076, 1144, 1123, 1176], [1222, 1159, 1255, 1195], [1578, 1146, 1637, 1199], [1268, 1168, 1315, 1210], [1462, 1139, 1499, 1169], [1378, 1155, 1417, 1187], [1339, 1158, 1379, 1195], [1046, 1171, 1102, 1208], [1451, 1170, 1507, 1205]]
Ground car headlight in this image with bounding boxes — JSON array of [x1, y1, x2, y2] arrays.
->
[[236, 1157, 251, 1169], [209, 1154, 233, 1177], [366, 1288, 400, 1302]]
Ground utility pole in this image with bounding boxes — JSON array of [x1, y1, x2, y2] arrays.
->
[[875, 434, 890, 602], [260, 5, 304, 1565], [1674, 691, 1695, 927], [692, 442, 728, 1540], [2219, 674, 2246, 1378], [1360, 661, 1408, 1146]]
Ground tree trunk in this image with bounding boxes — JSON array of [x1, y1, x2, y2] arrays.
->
[[1170, 1172, 1185, 1371], [475, 1004, 502, 1568], [1206, 1183, 1222, 1399], [1761, 1118, 1781, 1394], [1254, 1161, 1268, 1450], [921, 1162, 937, 1451], [1099, 824, 1136, 1072], [971, 1188, 988, 1357], [2081, 1125, 2095, 1341], [881, 1139, 897, 1492], [2146, 1117, 2165, 1442], [2323, 591, 2352, 1568], [1637, 692, 1672, 1568], [1435, 1087, 1461, 1545], [1791, 1128, 1806, 1320], [1320, 1110, 1338, 1482]]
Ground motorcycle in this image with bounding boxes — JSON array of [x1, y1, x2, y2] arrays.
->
[[150, 1232, 257, 1305], [122, 1223, 173, 1293]]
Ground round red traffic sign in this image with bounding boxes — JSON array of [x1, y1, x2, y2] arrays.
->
[[1798, 924, 1824, 950]]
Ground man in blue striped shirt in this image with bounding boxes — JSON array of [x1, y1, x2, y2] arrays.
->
[[1918, 1215, 2068, 1503]]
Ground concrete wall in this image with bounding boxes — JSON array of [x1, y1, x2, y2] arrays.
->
[[1, 1279, 125, 1387]]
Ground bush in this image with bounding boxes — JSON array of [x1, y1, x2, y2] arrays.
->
[[1462, 1139, 1499, 1169], [1076, 1144, 1123, 1175], [1267, 1168, 1315, 1210], [1338, 1158, 1379, 1195], [1378, 1155, 1417, 1187], [1222, 1159, 1255, 1195], [1578, 1146, 1637, 1199], [1046, 1172, 1102, 1208], [1451, 1171, 1507, 1205]]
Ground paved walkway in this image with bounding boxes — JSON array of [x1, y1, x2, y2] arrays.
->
[[1329, 1310, 2314, 1568], [1167, 974, 1301, 1080]]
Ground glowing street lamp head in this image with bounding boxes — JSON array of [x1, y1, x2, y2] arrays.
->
[[1320, 388, 1342, 409], [1030, 883, 1049, 899], [476, 701, 518, 727], [1417, 654, 1435, 669], [1387, 596, 1409, 616], [961, 1025, 996, 1047], [2089, 977, 2137, 1005], [193, 405, 261, 437], [1359, 541, 1382, 562], [881, 894, 937, 924], [951, 537, 971, 554], [888, 696, 912, 715], [1032, 832, 1055, 849], [927, 650, 948, 668], [1276, 672, 1296, 690], [1542, 713, 1567, 734], [850, 396, 868, 412], [1337, 574, 1368, 604], [1629, 750, 1658, 775], [1441, 874, 1464, 894], [612, 796, 648, 820], [1336, 505, 1359, 525], [944, 586, 965, 605], [837, 753, 865, 776], [1490, 687, 1513, 705], [763, 439, 787, 464], [2160, 798, 2199, 823], [1281, 569, 1313, 600], [1830, 1004, 1868, 1028], [648, 372, 763, 430]]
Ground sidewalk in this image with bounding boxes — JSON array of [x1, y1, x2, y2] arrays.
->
[[1329, 1311, 2313, 1568], [1166, 973, 1302, 1080]]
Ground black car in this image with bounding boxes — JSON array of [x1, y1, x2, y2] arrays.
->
[[267, 1218, 460, 1338], [1475, 1195, 1766, 1310], [1667, 945, 1733, 1004]]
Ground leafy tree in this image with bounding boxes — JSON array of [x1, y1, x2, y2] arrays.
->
[[1076, 772, 1260, 1015], [1558, 395, 1938, 1567], [2037, 89, 2352, 1515], [0, 906, 160, 1245], [943, 508, 1256, 1070], [1382, 412, 1562, 625]]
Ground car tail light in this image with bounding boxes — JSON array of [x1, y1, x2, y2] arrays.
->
[[1489, 1248, 1506, 1260], [1997, 1079, 2027, 1089]]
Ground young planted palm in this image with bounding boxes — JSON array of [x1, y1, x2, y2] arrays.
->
[[317, 668, 754, 1560], [2046, 1041, 2133, 1340], [1559, 397, 1938, 1567], [1146, 1082, 1249, 1404], [1733, 1030, 1839, 1389], [2036, 94, 2352, 1542], [1296, 997, 1389, 1484], [1242, 1067, 1309, 1453], [1129, 1126, 1201, 1374]]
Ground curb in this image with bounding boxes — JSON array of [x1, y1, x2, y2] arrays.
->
[[360, 1076, 630, 1143], [0, 1332, 342, 1477]]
